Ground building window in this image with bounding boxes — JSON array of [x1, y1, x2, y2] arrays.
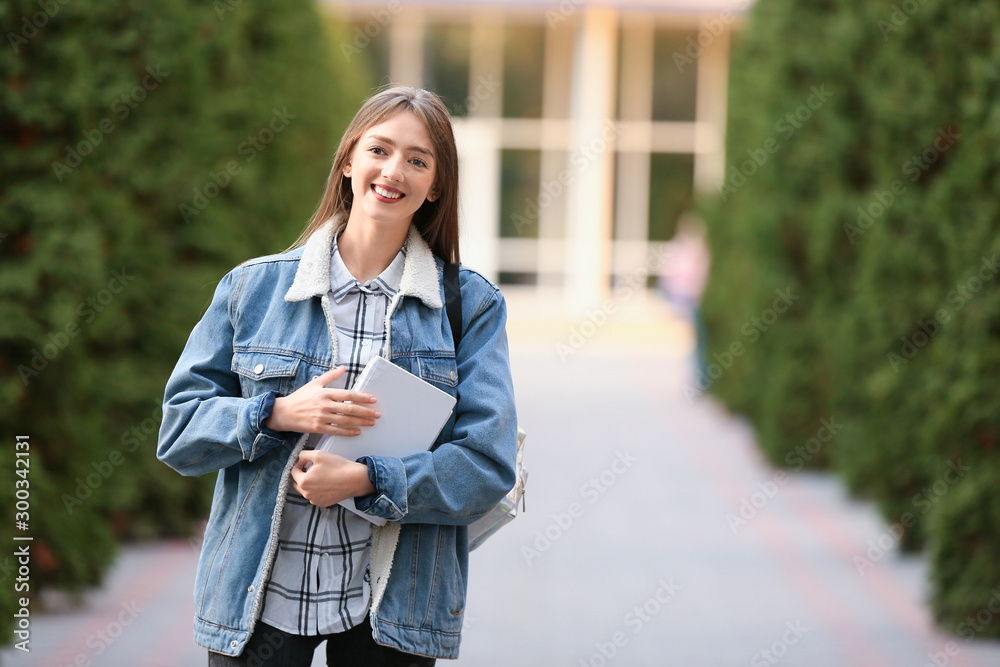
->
[[503, 25, 545, 119], [652, 30, 698, 122], [345, 18, 390, 89], [500, 149, 541, 239], [648, 153, 694, 240], [424, 23, 471, 116], [499, 148, 541, 285]]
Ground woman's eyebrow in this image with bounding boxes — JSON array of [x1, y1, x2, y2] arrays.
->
[[368, 134, 434, 158]]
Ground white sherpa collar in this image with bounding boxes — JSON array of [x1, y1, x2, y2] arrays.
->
[[284, 219, 443, 310]]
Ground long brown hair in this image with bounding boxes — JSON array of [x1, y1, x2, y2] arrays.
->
[[289, 86, 460, 263]]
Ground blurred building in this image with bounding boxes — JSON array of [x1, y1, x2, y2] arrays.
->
[[324, 0, 749, 310]]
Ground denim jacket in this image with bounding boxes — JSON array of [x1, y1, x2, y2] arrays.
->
[[157, 221, 518, 660]]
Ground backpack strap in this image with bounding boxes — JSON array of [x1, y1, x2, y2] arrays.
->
[[444, 262, 463, 348], [432, 263, 462, 456]]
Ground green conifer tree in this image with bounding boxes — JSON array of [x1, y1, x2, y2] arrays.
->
[[701, 0, 1000, 635], [0, 0, 368, 641]]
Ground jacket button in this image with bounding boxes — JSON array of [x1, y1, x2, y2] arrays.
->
[[254, 363, 264, 374], [230, 640, 238, 648], [248, 585, 254, 593], [450, 370, 457, 381]]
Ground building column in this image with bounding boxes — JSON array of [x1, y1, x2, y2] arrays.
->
[[693, 21, 730, 192], [614, 16, 654, 280], [388, 7, 424, 87], [536, 18, 574, 288], [455, 120, 501, 280], [564, 8, 619, 312], [455, 12, 504, 280]]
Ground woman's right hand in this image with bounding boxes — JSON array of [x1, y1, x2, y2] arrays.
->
[[264, 366, 380, 436]]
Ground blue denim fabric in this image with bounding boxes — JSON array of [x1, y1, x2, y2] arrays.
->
[[157, 224, 518, 660]]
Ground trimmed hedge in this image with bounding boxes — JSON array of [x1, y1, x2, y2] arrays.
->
[[700, 0, 1000, 636], [930, 461, 1000, 639], [0, 0, 368, 642]]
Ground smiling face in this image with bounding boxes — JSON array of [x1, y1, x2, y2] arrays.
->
[[342, 110, 438, 233]]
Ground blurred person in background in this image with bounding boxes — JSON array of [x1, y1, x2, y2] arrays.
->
[[659, 211, 711, 380], [157, 86, 518, 666]]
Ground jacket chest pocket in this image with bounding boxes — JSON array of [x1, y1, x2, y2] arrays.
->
[[415, 355, 459, 393], [232, 351, 301, 398]]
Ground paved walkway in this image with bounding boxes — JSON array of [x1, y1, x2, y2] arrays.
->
[[6, 290, 1000, 666]]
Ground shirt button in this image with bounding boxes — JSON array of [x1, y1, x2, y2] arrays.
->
[[321, 553, 329, 558], [254, 363, 264, 374], [366, 296, 375, 306]]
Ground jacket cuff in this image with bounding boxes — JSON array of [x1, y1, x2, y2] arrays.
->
[[237, 391, 290, 461], [257, 391, 285, 438], [353, 455, 406, 521]]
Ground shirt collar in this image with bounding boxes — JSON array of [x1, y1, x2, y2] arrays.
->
[[329, 234, 407, 303]]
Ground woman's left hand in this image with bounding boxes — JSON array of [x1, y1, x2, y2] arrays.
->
[[291, 449, 377, 507]]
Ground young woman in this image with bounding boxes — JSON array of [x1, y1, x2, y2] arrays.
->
[[157, 86, 518, 666]]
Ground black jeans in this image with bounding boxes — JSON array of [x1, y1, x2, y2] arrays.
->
[[207, 617, 436, 667]]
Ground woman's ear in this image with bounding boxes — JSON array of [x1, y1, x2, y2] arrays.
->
[[343, 162, 352, 178], [427, 184, 440, 202]]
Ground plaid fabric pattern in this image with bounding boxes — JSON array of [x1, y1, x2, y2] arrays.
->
[[259, 236, 406, 636]]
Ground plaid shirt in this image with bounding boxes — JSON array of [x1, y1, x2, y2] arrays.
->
[[259, 236, 406, 636]]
